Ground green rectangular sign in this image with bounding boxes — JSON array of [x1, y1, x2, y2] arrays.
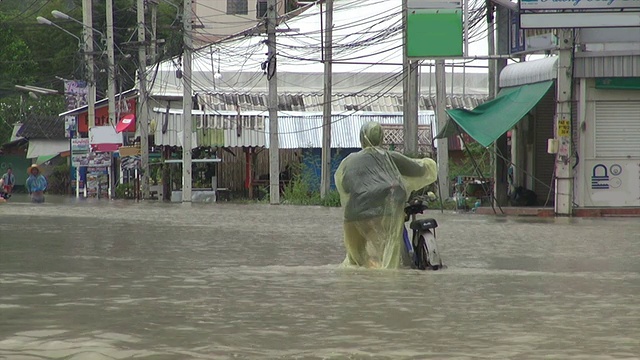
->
[[407, 9, 463, 58], [595, 77, 640, 90]]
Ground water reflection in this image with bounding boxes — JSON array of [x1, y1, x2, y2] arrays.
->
[[1, 199, 640, 358]]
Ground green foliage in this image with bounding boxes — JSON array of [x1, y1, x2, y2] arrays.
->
[[424, 196, 480, 211], [280, 157, 341, 207], [47, 163, 70, 194], [449, 142, 492, 180], [0, 0, 184, 104], [0, 22, 38, 92], [115, 183, 137, 199]]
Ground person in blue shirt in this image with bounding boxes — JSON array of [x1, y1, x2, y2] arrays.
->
[[26, 164, 48, 203]]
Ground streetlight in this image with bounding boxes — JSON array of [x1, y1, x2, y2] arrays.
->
[[52, 10, 106, 42], [49, 9, 116, 135], [36, 16, 82, 45]]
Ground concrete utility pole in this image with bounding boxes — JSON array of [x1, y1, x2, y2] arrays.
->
[[435, 60, 449, 198], [106, 0, 116, 129], [267, 0, 280, 204], [402, 0, 419, 155], [554, 28, 574, 215], [493, 6, 509, 207], [138, 0, 150, 199], [320, 0, 333, 198], [82, 0, 96, 130], [182, 0, 193, 202], [487, 2, 495, 100], [150, 0, 158, 63]]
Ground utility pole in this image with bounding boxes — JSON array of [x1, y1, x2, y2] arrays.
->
[[320, 0, 333, 199], [138, 0, 150, 199], [554, 28, 573, 215], [435, 60, 449, 199], [267, 0, 280, 204], [82, 0, 95, 130], [182, 0, 193, 202], [106, 0, 116, 130], [402, 0, 419, 155], [487, 1, 495, 100], [150, 0, 158, 63], [405, 62, 419, 155], [493, 5, 509, 207]]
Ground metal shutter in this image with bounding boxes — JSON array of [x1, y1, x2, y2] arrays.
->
[[533, 89, 556, 202], [595, 101, 640, 158]]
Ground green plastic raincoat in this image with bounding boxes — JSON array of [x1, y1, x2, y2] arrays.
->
[[334, 122, 438, 269]]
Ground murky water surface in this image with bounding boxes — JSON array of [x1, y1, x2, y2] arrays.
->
[[2, 195, 640, 359]]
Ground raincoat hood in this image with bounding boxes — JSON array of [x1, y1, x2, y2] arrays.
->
[[359, 121, 384, 148]]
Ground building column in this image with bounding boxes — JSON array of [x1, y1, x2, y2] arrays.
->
[[554, 29, 574, 215]]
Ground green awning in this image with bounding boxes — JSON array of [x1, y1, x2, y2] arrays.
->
[[36, 154, 58, 165], [436, 80, 554, 147]]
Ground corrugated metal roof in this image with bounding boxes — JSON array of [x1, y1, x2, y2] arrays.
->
[[151, 108, 435, 149], [17, 115, 65, 140], [265, 112, 435, 149], [197, 93, 487, 113], [574, 55, 640, 78], [152, 109, 267, 148], [269, 112, 434, 149], [499, 57, 558, 88], [58, 89, 138, 117]]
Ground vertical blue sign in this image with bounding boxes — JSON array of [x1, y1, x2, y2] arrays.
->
[[510, 10, 525, 54]]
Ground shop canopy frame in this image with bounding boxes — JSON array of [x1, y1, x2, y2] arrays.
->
[[435, 80, 554, 147]]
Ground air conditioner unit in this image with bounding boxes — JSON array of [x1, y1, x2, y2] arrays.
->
[[256, 0, 267, 18]]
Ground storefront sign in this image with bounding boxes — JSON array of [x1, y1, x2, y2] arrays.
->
[[509, 11, 557, 54], [71, 138, 90, 152], [65, 116, 77, 139], [557, 119, 570, 138], [121, 155, 141, 170], [510, 10, 525, 54], [64, 80, 88, 111], [520, 0, 640, 10], [585, 160, 640, 207], [78, 97, 137, 133], [72, 152, 112, 167]]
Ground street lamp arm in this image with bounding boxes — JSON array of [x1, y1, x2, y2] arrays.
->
[[51, 10, 106, 38], [36, 16, 82, 43]]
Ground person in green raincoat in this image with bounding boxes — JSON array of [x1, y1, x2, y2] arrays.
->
[[334, 121, 438, 269]]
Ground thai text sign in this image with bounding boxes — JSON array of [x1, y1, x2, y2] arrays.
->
[[520, 0, 640, 10], [71, 138, 90, 153], [72, 152, 112, 167]]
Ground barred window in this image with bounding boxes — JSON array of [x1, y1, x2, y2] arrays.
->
[[227, 0, 248, 15]]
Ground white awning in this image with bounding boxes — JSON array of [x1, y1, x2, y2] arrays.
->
[[26, 139, 69, 159], [499, 56, 558, 88]]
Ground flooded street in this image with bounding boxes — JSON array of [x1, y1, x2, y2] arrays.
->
[[2, 197, 640, 359]]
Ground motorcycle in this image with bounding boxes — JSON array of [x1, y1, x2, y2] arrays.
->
[[401, 198, 444, 270]]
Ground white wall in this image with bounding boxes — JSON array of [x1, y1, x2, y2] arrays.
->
[[576, 79, 640, 207]]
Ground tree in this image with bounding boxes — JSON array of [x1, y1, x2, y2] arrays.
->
[[0, 14, 39, 97]]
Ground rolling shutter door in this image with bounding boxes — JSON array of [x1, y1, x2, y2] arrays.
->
[[533, 89, 556, 202], [595, 101, 640, 159]]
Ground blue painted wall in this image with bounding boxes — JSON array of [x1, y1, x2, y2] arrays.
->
[[301, 148, 360, 191]]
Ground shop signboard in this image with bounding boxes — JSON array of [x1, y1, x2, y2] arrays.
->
[[71, 138, 90, 153], [520, 0, 640, 10], [72, 152, 112, 167]]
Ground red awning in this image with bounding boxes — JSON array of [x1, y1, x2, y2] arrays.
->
[[116, 114, 136, 133], [92, 143, 120, 152]]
